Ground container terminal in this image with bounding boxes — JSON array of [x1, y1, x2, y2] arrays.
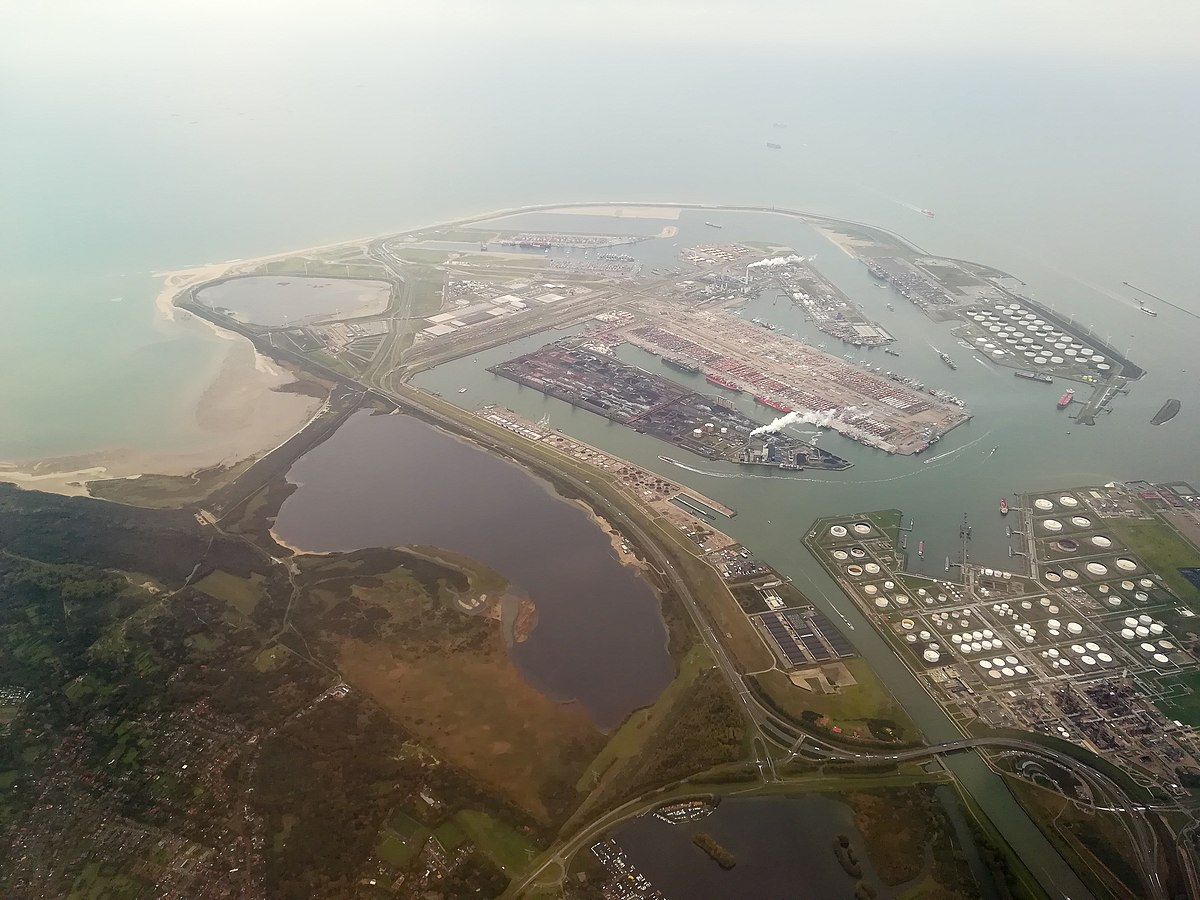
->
[[607, 303, 969, 455], [196, 202, 1146, 436], [489, 340, 851, 471]]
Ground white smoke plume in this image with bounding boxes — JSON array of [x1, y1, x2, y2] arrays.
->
[[751, 407, 844, 436], [746, 254, 807, 272]]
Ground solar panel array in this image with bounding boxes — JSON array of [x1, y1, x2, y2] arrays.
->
[[759, 609, 855, 667], [761, 613, 808, 666]]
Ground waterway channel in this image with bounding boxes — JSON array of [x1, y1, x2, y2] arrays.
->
[[613, 795, 900, 899], [402, 204, 1196, 897], [271, 409, 674, 731]]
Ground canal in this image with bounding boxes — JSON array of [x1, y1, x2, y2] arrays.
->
[[402, 204, 1198, 897]]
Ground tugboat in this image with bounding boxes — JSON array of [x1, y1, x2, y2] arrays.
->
[[999, 497, 1009, 516]]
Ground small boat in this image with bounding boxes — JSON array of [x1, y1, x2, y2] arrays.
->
[[920, 208, 935, 218], [458, 387, 468, 393], [1000, 497, 1009, 516]]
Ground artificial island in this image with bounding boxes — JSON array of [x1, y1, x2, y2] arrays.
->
[[1, 203, 1194, 900]]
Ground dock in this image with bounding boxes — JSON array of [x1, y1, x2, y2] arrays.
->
[[475, 406, 737, 519]]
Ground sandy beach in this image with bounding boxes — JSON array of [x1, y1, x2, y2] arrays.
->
[[2, 250, 341, 501]]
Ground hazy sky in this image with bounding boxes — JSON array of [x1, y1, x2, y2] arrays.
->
[[4, 0, 1200, 64]]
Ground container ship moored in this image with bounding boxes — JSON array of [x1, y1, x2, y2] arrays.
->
[[661, 355, 701, 375], [754, 395, 792, 413], [705, 374, 742, 392]]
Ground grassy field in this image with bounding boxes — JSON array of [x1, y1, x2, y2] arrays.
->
[[1108, 516, 1200, 605], [253, 645, 287, 672], [68, 862, 148, 899], [867, 508, 904, 546], [433, 819, 468, 851], [455, 810, 539, 874], [657, 523, 774, 672], [575, 643, 712, 792], [194, 570, 266, 617], [308, 551, 603, 823], [372, 811, 431, 868], [755, 658, 916, 741], [87, 459, 255, 508], [1152, 670, 1200, 725], [256, 256, 390, 279], [406, 269, 448, 319], [1007, 777, 1142, 900]]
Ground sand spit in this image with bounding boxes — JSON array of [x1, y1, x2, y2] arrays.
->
[[546, 204, 683, 220]]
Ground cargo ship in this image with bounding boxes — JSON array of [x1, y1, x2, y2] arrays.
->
[[754, 395, 792, 413], [1015, 370, 1054, 384], [918, 540, 925, 558], [705, 373, 741, 391], [661, 355, 701, 375], [705, 221, 723, 229], [658, 456, 676, 465], [884, 347, 901, 357], [1057, 389, 1075, 409], [1141, 306, 1158, 317], [999, 497, 1009, 515], [766, 142, 782, 150], [938, 351, 958, 370]]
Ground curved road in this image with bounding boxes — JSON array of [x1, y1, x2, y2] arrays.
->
[[182, 236, 1187, 899]]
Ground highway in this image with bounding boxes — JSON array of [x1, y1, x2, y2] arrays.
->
[[178, 246, 1191, 900]]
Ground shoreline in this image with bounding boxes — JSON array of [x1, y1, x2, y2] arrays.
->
[[16, 200, 944, 503]]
